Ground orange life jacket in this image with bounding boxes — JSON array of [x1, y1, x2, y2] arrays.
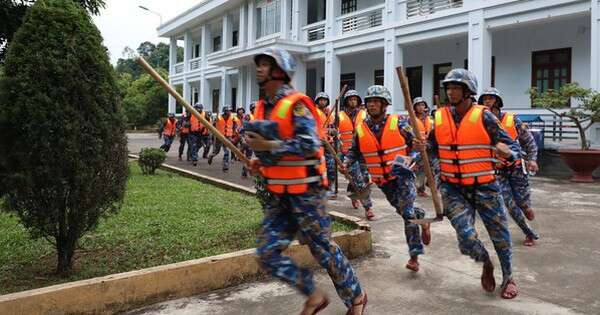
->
[[255, 92, 328, 194], [248, 113, 256, 121], [415, 115, 433, 139], [356, 114, 407, 185], [216, 114, 236, 137], [501, 112, 518, 140], [434, 105, 497, 185], [190, 111, 206, 133], [163, 118, 177, 137], [315, 108, 329, 141], [338, 110, 367, 154]]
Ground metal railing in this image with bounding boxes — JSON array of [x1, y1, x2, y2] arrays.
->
[[305, 22, 326, 41], [189, 57, 202, 71], [407, 0, 463, 18], [174, 63, 184, 74], [339, 5, 384, 34], [522, 113, 580, 142]]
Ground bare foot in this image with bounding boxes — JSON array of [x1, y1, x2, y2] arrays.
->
[[501, 279, 518, 299], [481, 260, 496, 292], [300, 290, 329, 315]]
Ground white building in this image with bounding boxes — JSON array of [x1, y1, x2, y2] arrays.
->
[[158, 0, 600, 144]]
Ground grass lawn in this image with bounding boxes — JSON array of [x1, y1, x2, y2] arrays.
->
[[0, 162, 355, 295]]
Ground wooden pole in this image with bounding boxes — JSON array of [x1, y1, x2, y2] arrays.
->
[[136, 57, 250, 165], [396, 67, 443, 222]]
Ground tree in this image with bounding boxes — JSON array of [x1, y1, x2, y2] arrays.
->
[[115, 42, 182, 80], [0, 0, 128, 274], [529, 83, 600, 150], [122, 69, 169, 128], [1, 0, 106, 63]]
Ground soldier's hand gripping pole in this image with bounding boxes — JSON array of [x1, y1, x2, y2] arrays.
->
[[136, 57, 250, 165], [396, 67, 444, 224], [321, 139, 371, 200]]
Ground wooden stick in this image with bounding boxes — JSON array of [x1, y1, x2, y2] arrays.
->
[[136, 57, 250, 165], [396, 67, 443, 220], [322, 84, 348, 129]]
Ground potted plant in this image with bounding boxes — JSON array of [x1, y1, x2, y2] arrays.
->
[[529, 83, 600, 182]]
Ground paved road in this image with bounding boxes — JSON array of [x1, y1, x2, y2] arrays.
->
[[126, 133, 600, 315]]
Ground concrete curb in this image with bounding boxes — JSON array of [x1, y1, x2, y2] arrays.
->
[[0, 158, 372, 315]]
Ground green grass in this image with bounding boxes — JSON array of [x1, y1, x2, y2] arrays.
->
[[0, 162, 355, 294]]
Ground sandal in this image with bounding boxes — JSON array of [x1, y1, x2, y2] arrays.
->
[[346, 292, 368, 315], [365, 208, 375, 221], [352, 199, 360, 209], [501, 279, 518, 299], [406, 256, 419, 272], [301, 295, 329, 315], [523, 235, 535, 247], [481, 261, 496, 292]]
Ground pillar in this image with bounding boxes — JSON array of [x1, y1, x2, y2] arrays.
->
[[468, 9, 492, 94]]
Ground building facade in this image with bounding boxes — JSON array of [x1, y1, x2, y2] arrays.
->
[[158, 0, 600, 144]]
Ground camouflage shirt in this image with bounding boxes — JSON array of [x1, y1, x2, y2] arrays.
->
[[499, 111, 538, 161]]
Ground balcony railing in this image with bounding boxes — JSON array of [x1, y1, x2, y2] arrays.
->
[[189, 57, 202, 71], [174, 62, 184, 74], [407, 0, 463, 18], [304, 21, 326, 42], [338, 4, 384, 35]]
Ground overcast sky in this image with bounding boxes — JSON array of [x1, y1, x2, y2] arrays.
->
[[93, 0, 200, 64]]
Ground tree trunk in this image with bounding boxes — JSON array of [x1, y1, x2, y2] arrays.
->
[[572, 118, 589, 150], [56, 207, 76, 275]]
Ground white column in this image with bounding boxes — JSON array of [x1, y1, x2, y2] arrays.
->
[[293, 56, 307, 92], [239, 3, 247, 48], [291, 0, 305, 41], [201, 25, 209, 68], [325, 0, 340, 37], [221, 71, 230, 110], [384, 29, 403, 112], [324, 43, 341, 97], [468, 9, 492, 94], [169, 37, 178, 74], [591, 0, 600, 91], [237, 68, 245, 109], [222, 13, 230, 50], [384, 0, 399, 24], [168, 79, 176, 114], [280, 0, 291, 39], [245, 65, 255, 105], [183, 31, 192, 72], [247, 0, 256, 47], [183, 79, 191, 109], [201, 76, 210, 108]]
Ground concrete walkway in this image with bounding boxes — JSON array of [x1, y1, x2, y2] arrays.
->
[[125, 133, 600, 315]]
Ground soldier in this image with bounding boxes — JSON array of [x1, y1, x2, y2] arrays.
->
[[412, 97, 436, 197], [159, 113, 177, 152], [338, 89, 375, 220], [201, 111, 212, 159], [208, 105, 238, 172], [177, 112, 191, 161], [479, 87, 539, 246], [246, 48, 367, 315], [240, 103, 256, 179], [343, 85, 430, 272], [416, 69, 520, 299], [189, 103, 208, 166], [314, 92, 338, 200]]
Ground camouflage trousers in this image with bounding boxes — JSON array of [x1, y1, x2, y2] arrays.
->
[[209, 139, 231, 170], [341, 155, 373, 211], [324, 150, 336, 191], [256, 186, 363, 307], [506, 164, 532, 210], [159, 135, 175, 152], [497, 169, 539, 239], [378, 173, 426, 257], [441, 182, 513, 284]]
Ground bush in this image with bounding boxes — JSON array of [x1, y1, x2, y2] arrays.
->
[[0, 0, 129, 274], [138, 148, 166, 175]]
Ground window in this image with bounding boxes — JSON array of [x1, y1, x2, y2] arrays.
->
[[531, 48, 571, 106], [406, 66, 423, 100], [232, 31, 239, 47], [212, 89, 220, 113], [231, 88, 237, 110], [193, 90, 199, 104], [374, 69, 384, 86], [307, 0, 326, 24], [307, 68, 317, 98], [194, 44, 200, 58], [433, 63, 452, 104], [340, 73, 356, 90], [213, 36, 221, 52], [256, 0, 281, 38], [341, 0, 357, 14], [464, 56, 496, 86]]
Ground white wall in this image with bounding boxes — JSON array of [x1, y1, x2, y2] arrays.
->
[[340, 49, 384, 97], [492, 15, 591, 110], [403, 35, 469, 105]]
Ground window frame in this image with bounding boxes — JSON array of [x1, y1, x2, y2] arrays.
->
[[374, 69, 384, 86], [531, 47, 572, 107], [340, 73, 356, 90], [406, 66, 423, 100], [433, 62, 452, 104]]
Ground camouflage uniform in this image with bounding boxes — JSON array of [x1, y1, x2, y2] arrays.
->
[[176, 114, 191, 160], [346, 111, 426, 256], [209, 112, 236, 171], [428, 106, 519, 285], [255, 83, 362, 307], [496, 112, 539, 240], [315, 92, 337, 195]]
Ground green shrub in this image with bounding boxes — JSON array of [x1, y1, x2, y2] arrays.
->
[[138, 148, 166, 175], [0, 0, 129, 274]]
